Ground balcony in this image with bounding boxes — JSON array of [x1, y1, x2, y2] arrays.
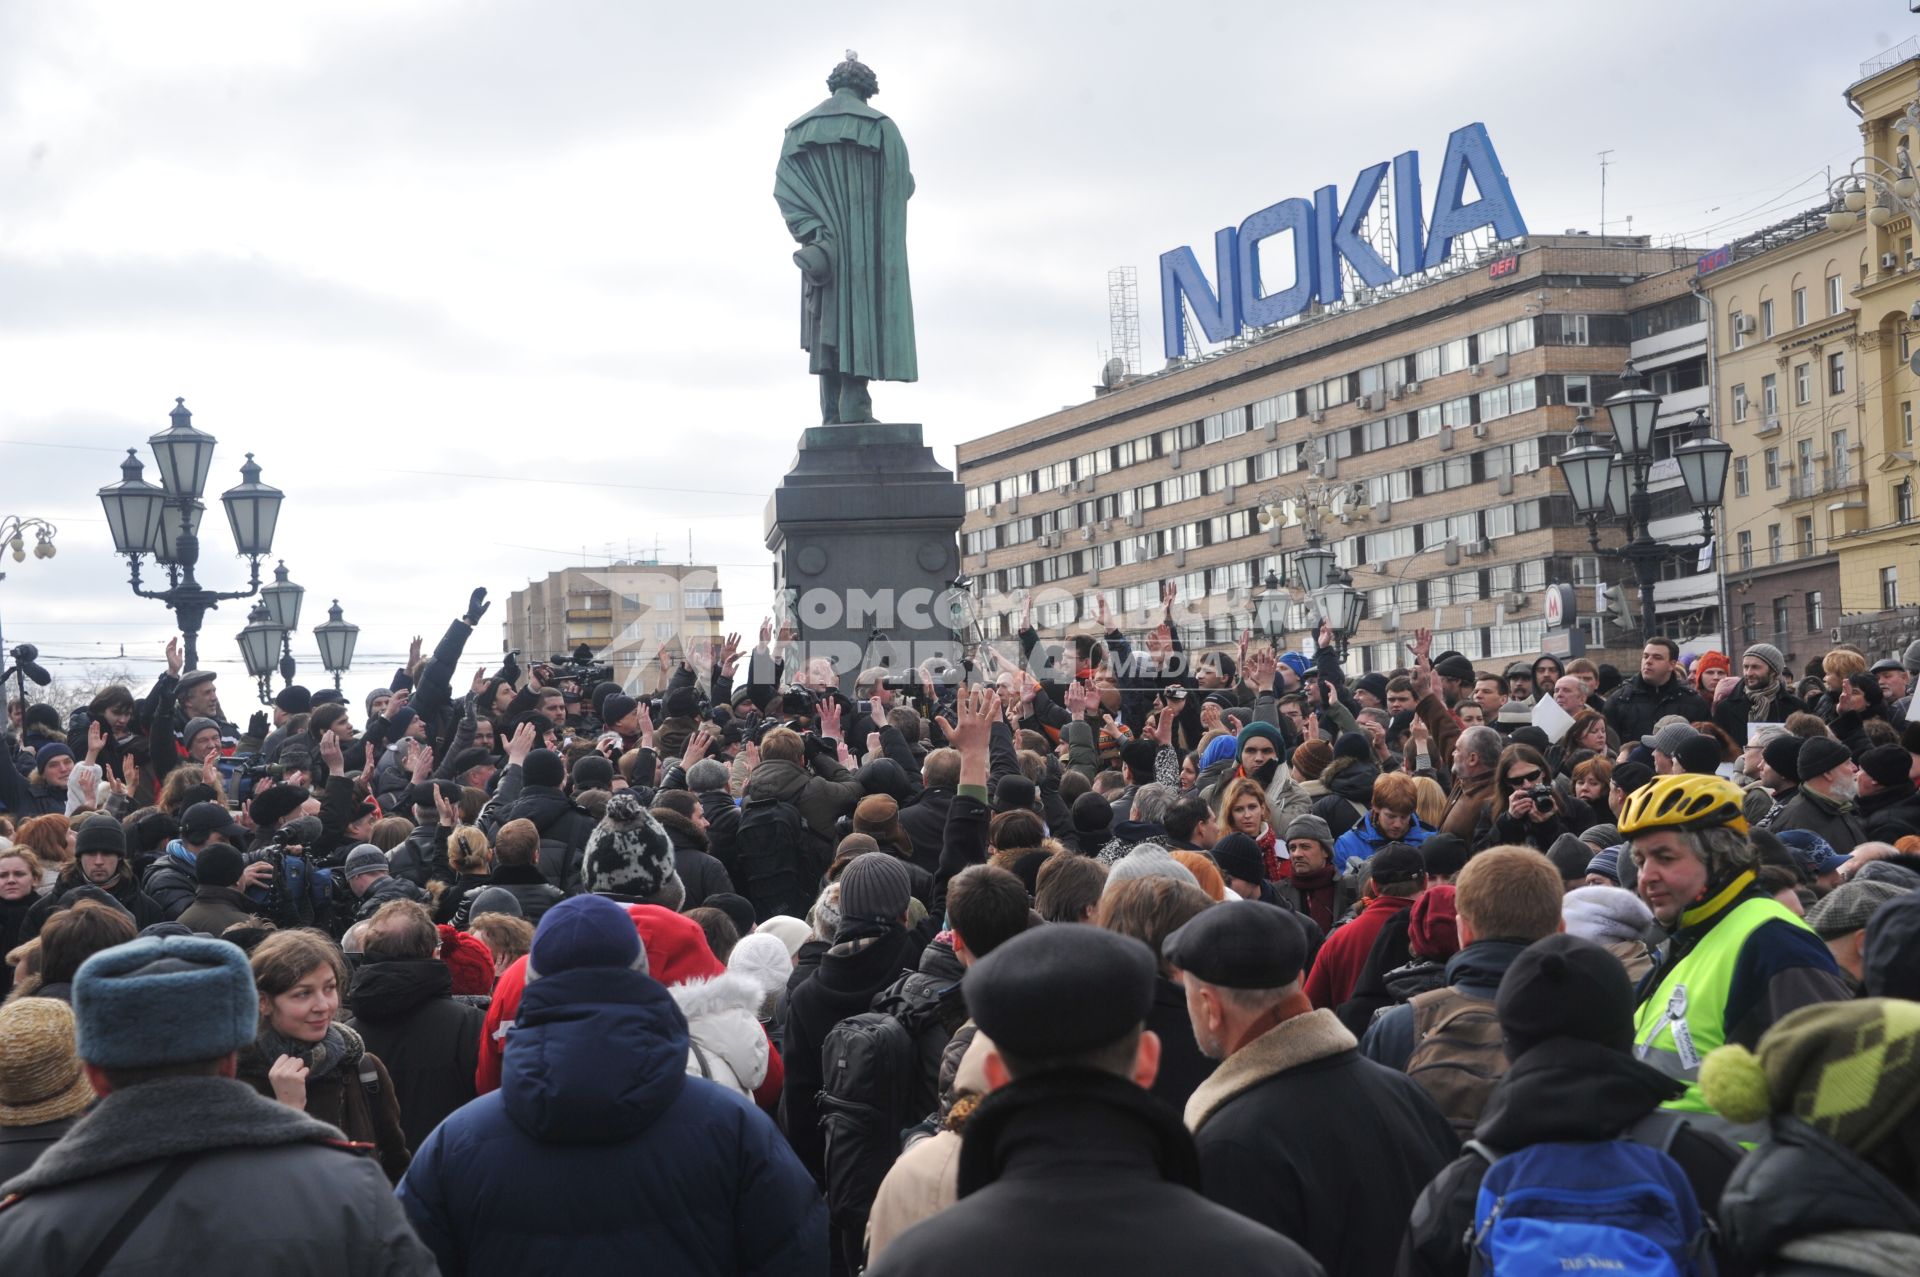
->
[[1785, 454, 1865, 502]]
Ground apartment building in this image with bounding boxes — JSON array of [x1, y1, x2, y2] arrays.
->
[[954, 236, 1714, 674], [504, 562, 724, 690], [1702, 44, 1920, 666]]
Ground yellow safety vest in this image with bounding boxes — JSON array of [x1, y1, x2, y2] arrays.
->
[[1633, 878, 1810, 1145]]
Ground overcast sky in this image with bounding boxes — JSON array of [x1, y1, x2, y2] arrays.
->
[[0, 0, 1910, 716]]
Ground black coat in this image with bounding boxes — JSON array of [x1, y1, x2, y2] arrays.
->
[[865, 1070, 1322, 1277], [0, 891, 42, 1000], [346, 958, 483, 1152], [1604, 674, 1710, 745], [1719, 1112, 1920, 1275], [1147, 975, 1215, 1112], [21, 869, 166, 940], [695, 788, 741, 877], [1190, 1011, 1457, 1277], [650, 808, 735, 909], [1860, 780, 1920, 842], [495, 784, 596, 893], [459, 862, 562, 925], [1713, 682, 1809, 748], [1398, 1037, 1741, 1277], [897, 786, 953, 875], [0, 1117, 77, 1184]]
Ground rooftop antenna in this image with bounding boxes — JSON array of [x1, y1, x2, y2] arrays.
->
[[1106, 267, 1141, 377], [1598, 150, 1614, 238]]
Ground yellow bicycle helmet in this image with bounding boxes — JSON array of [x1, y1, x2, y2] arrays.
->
[[1617, 773, 1750, 837]]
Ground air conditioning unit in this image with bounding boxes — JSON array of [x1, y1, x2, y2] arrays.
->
[[1081, 526, 1093, 542], [1390, 383, 1407, 400], [1497, 473, 1514, 496], [1472, 424, 1488, 438], [1470, 363, 1483, 376], [1506, 591, 1528, 610], [1127, 511, 1143, 527], [1169, 450, 1181, 469], [1405, 380, 1422, 395], [1381, 613, 1399, 634], [1466, 538, 1491, 556], [1831, 626, 1844, 643], [1368, 560, 1386, 575], [1439, 427, 1455, 451], [1369, 390, 1386, 411], [1377, 500, 1392, 523], [1309, 409, 1326, 424], [1099, 519, 1112, 532], [1057, 484, 1071, 498], [1008, 494, 1020, 513], [1491, 353, 1511, 378], [1883, 252, 1900, 270], [1354, 396, 1370, 411], [985, 502, 997, 516], [1761, 414, 1782, 434], [1733, 314, 1756, 334], [1575, 405, 1595, 421]]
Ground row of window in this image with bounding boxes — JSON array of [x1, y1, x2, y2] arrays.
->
[[567, 590, 721, 612], [964, 437, 1550, 556], [1735, 591, 1826, 646], [1728, 353, 1849, 423], [1728, 275, 1846, 351], [965, 314, 1578, 511], [1731, 432, 1859, 499]]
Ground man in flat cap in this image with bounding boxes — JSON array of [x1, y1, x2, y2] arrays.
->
[[1170, 905, 1456, 1277], [864, 924, 1321, 1277]]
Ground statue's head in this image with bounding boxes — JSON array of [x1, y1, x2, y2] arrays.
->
[[827, 49, 878, 99]]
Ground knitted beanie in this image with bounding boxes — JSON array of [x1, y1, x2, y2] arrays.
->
[[1495, 933, 1637, 1058], [0, 998, 95, 1126], [74, 814, 125, 858], [527, 894, 647, 981], [1291, 739, 1333, 781], [1702, 998, 1920, 1156], [1743, 643, 1785, 676], [523, 749, 566, 790], [437, 924, 497, 996], [1796, 735, 1852, 785], [1235, 722, 1286, 761], [838, 852, 912, 924], [194, 843, 245, 889], [1102, 846, 1200, 896], [465, 886, 524, 920], [580, 792, 679, 902], [727, 933, 794, 1000], [1071, 791, 1114, 834], [1561, 884, 1654, 946], [1407, 884, 1460, 961]]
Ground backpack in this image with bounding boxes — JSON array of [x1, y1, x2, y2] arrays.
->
[[733, 796, 833, 920], [815, 971, 955, 1239], [1466, 1111, 1711, 1277], [1405, 986, 1507, 1139]]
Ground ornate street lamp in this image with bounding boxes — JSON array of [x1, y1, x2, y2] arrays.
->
[[260, 561, 305, 689], [100, 398, 284, 671], [235, 601, 286, 706], [0, 514, 57, 713], [313, 599, 360, 692], [1253, 570, 1288, 648], [1558, 366, 1729, 637]]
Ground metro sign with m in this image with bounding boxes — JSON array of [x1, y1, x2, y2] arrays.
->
[[1159, 122, 1528, 359]]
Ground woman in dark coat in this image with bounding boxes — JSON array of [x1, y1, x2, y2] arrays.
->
[[236, 929, 410, 1183], [0, 847, 46, 1000], [1481, 744, 1596, 853], [1095, 875, 1217, 1110]]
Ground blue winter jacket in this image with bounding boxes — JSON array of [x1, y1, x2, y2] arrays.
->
[[1331, 811, 1432, 871], [396, 964, 826, 1277]]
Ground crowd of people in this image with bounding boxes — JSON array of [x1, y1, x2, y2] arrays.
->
[[1, 581, 1917, 1275]]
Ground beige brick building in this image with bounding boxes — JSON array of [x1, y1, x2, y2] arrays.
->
[[504, 562, 724, 691], [1702, 46, 1920, 667], [954, 236, 1718, 674]]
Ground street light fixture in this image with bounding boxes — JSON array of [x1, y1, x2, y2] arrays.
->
[[313, 599, 360, 692], [0, 515, 57, 713], [1558, 366, 1730, 638], [235, 600, 285, 705], [100, 398, 284, 671], [260, 560, 305, 690], [1253, 570, 1288, 647]]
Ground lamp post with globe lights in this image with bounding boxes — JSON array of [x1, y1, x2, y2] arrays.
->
[[1557, 365, 1731, 639], [313, 600, 360, 693], [0, 515, 58, 714], [97, 399, 284, 672]]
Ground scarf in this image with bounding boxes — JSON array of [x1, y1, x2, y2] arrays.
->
[[253, 1020, 365, 1081], [1745, 674, 1785, 722], [1289, 862, 1338, 931], [1255, 826, 1290, 882]]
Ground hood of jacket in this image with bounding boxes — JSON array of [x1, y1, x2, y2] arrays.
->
[[917, 935, 966, 982], [742, 758, 813, 806], [669, 972, 770, 1091], [650, 806, 708, 852], [501, 965, 691, 1145], [1442, 939, 1529, 998], [1721, 1114, 1920, 1270], [348, 957, 453, 1021], [1474, 1036, 1681, 1149], [1325, 756, 1380, 802]]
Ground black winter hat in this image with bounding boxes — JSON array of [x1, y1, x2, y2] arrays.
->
[[1434, 653, 1477, 683], [523, 748, 566, 789], [703, 892, 756, 938], [248, 784, 310, 830], [274, 685, 312, 715], [1762, 735, 1803, 783], [1859, 744, 1910, 790], [1333, 732, 1371, 763], [1496, 933, 1637, 1058], [664, 686, 701, 721], [1674, 734, 1725, 776], [1611, 761, 1655, 795], [993, 775, 1038, 813], [1546, 833, 1593, 882], [1119, 739, 1160, 781], [571, 754, 614, 792], [449, 747, 494, 777], [1510, 726, 1551, 753], [1210, 832, 1266, 885], [1355, 672, 1389, 704], [194, 843, 245, 889], [601, 693, 638, 727], [966, 924, 1156, 1061], [1419, 833, 1470, 878], [1071, 791, 1113, 834], [1796, 736, 1852, 784], [75, 815, 125, 858]]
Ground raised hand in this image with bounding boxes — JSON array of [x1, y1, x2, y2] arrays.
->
[[1151, 706, 1175, 746], [318, 730, 345, 774], [165, 637, 183, 677], [758, 616, 773, 647], [433, 784, 459, 828], [471, 666, 489, 696], [86, 721, 105, 762], [683, 727, 712, 766], [1200, 699, 1224, 733], [818, 698, 843, 742], [119, 758, 140, 797], [410, 744, 435, 782], [936, 684, 995, 758], [744, 741, 761, 774], [866, 731, 883, 757], [716, 632, 744, 676], [202, 753, 222, 790], [409, 635, 424, 668], [1408, 627, 1434, 663], [506, 721, 536, 767], [637, 703, 656, 750], [363, 741, 376, 776], [1096, 594, 1114, 632]]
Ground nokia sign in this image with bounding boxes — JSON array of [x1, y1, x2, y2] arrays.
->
[[1159, 122, 1527, 359]]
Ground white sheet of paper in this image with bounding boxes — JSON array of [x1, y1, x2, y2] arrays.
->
[[1531, 695, 1576, 745]]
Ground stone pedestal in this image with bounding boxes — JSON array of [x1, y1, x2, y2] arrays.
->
[[765, 422, 967, 690]]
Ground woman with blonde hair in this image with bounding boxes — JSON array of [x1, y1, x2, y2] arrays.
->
[[434, 825, 493, 926], [1411, 775, 1447, 830], [9, 816, 71, 888], [368, 815, 414, 852], [0, 846, 45, 1000], [1214, 775, 1283, 880]]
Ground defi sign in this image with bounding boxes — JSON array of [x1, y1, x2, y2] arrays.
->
[[1159, 123, 1528, 359]]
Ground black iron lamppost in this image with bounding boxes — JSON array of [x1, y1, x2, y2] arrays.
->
[[235, 601, 284, 706], [1253, 570, 1288, 648], [1557, 366, 1731, 638], [97, 399, 284, 671], [1293, 532, 1363, 659], [313, 599, 360, 692], [260, 561, 305, 689]]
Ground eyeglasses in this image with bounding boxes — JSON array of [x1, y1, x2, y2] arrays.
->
[[1506, 769, 1544, 784]]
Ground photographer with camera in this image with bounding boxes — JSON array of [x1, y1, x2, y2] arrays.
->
[[243, 781, 335, 931], [1483, 742, 1598, 854]]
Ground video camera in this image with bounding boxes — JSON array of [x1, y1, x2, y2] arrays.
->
[[539, 644, 615, 696]]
